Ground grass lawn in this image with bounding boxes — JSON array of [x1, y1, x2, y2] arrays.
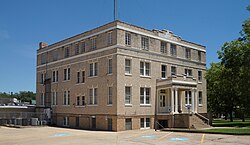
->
[[201, 127, 250, 135], [212, 118, 250, 127]]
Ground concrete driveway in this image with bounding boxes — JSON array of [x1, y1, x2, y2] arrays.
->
[[0, 126, 249, 145]]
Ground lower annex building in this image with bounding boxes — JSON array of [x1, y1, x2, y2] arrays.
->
[[36, 20, 209, 131]]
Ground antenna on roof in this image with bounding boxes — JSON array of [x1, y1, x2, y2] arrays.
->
[[114, 0, 117, 21]]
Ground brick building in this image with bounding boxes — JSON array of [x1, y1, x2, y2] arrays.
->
[[36, 20, 208, 131]]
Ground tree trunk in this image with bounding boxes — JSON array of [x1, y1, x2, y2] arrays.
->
[[230, 111, 233, 122], [242, 113, 245, 122]]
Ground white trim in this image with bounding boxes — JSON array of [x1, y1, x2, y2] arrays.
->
[[37, 26, 117, 55], [117, 25, 206, 52], [172, 80, 197, 85]]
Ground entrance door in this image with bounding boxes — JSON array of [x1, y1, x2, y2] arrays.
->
[[91, 118, 96, 129], [159, 95, 167, 113], [107, 118, 112, 131], [75, 117, 79, 128]]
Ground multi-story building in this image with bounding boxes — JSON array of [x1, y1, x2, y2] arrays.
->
[[36, 20, 208, 131]]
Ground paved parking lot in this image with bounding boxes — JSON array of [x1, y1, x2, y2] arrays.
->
[[0, 126, 249, 145]]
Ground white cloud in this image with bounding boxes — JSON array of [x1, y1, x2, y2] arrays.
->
[[0, 30, 10, 39]]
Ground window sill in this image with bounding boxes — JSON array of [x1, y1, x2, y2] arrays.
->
[[62, 105, 70, 107], [62, 80, 70, 82], [140, 75, 151, 79], [140, 104, 151, 107], [199, 104, 203, 107], [75, 106, 86, 108], [125, 104, 132, 107], [87, 104, 98, 107], [125, 73, 132, 76], [107, 104, 113, 107], [76, 82, 85, 85], [107, 73, 113, 76], [198, 81, 202, 84], [88, 76, 98, 78]]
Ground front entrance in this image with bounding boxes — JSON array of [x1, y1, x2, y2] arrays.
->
[[159, 95, 168, 113], [91, 117, 96, 129], [107, 118, 112, 131]]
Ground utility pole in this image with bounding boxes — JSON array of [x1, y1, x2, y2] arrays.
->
[[114, 0, 117, 21]]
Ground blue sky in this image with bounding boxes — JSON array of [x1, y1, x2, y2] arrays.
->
[[0, 0, 249, 93]]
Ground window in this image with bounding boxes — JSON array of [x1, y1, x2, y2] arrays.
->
[[140, 62, 150, 76], [125, 32, 131, 46], [170, 44, 177, 56], [77, 71, 85, 83], [51, 91, 57, 105], [89, 88, 97, 105], [76, 96, 80, 106], [89, 62, 98, 77], [198, 91, 202, 105], [63, 116, 69, 126], [141, 36, 149, 50], [171, 66, 176, 76], [64, 68, 70, 80], [82, 71, 85, 83], [198, 51, 201, 62], [64, 47, 70, 58], [40, 73, 45, 84], [185, 91, 191, 105], [40, 93, 44, 106], [63, 91, 70, 105], [125, 86, 132, 104], [52, 50, 58, 61], [185, 48, 191, 59], [125, 59, 131, 74], [108, 31, 112, 45], [198, 71, 202, 82], [161, 65, 167, 79], [91, 37, 96, 50], [108, 59, 112, 74], [125, 118, 132, 130], [185, 69, 193, 77], [41, 53, 46, 64], [140, 88, 150, 105], [77, 72, 80, 83], [82, 96, 85, 106], [81, 41, 86, 53], [140, 118, 150, 129], [75, 43, 79, 55], [52, 70, 58, 83], [160, 41, 167, 54], [108, 87, 112, 105]]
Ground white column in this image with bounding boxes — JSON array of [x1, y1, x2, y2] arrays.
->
[[180, 91, 183, 112], [191, 89, 195, 113], [171, 88, 174, 114], [187, 91, 190, 105], [175, 88, 178, 113], [195, 89, 198, 113]]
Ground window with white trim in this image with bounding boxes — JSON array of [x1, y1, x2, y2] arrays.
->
[[170, 44, 177, 56], [89, 62, 98, 77], [185, 48, 191, 59], [160, 41, 167, 54], [107, 87, 112, 105], [140, 87, 150, 105], [52, 70, 58, 83], [51, 91, 57, 105], [198, 71, 202, 82], [81, 41, 86, 53], [108, 31, 112, 45], [108, 59, 112, 74], [76, 96, 80, 106], [82, 96, 85, 106], [91, 37, 96, 50], [198, 91, 202, 105], [64, 47, 70, 58], [141, 36, 149, 50], [63, 68, 70, 81], [140, 118, 150, 129], [52, 50, 58, 61], [125, 86, 132, 105], [198, 51, 201, 62], [63, 116, 69, 126], [89, 88, 97, 105], [75, 43, 79, 55], [161, 65, 167, 79], [171, 66, 176, 76], [140, 62, 150, 76], [63, 91, 70, 105], [125, 32, 131, 46], [185, 69, 193, 77], [185, 91, 192, 105], [125, 59, 132, 74]]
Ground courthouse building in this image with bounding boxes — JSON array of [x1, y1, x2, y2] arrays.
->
[[36, 20, 209, 131]]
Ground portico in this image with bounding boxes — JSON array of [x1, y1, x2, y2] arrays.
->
[[156, 76, 198, 115]]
